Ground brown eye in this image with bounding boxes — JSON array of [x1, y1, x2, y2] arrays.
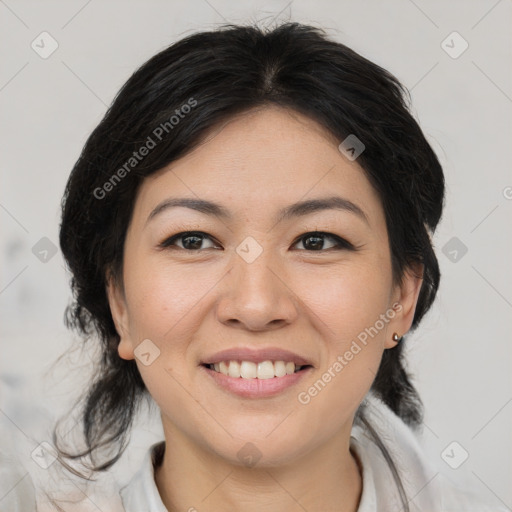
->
[[293, 232, 355, 251], [160, 231, 219, 251]]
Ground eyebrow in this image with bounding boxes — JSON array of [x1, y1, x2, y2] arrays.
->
[[146, 195, 369, 226]]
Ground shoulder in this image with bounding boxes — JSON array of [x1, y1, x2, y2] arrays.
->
[[436, 475, 509, 512], [351, 392, 508, 512], [119, 440, 168, 512]]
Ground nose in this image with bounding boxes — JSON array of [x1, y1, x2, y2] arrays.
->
[[215, 246, 299, 332]]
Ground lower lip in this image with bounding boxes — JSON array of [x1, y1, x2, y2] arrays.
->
[[201, 365, 312, 398]]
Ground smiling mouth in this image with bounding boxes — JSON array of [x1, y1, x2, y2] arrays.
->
[[202, 360, 312, 379]]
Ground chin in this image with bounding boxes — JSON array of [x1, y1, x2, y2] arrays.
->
[[202, 425, 314, 469]]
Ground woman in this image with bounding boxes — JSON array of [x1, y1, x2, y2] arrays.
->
[[51, 22, 503, 511]]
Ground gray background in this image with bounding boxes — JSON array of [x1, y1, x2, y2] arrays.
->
[[1, 0, 511, 509]]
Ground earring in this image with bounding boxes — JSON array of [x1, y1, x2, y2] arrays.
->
[[392, 332, 402, 343]]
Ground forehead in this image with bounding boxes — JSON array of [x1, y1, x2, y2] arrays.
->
[[132, 106, 384, 228]]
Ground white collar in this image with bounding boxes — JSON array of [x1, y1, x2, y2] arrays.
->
[[120, 439, 167, 512], [119, 391, 501, 511]]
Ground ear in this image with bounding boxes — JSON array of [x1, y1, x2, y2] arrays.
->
[[106, 272, 135, 360], [384, 262, 424, 349]]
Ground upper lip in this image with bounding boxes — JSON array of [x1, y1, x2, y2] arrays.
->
[[201, 347, 313, 367]]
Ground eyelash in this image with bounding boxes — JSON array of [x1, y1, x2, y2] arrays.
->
[[158, 231, 356, 252]]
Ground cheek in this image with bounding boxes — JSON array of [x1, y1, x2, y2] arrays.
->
[[123, 256, 215, 341], [293, 259, 393, 403], [297, 258, 393, 341], [121, 256, 220, 395], [121, 258, 207, 420]]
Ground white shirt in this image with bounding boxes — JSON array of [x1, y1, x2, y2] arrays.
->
[[119, 392, 507, 512]]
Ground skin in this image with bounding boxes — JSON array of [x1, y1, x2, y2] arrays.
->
[[107, 105, 423, 512]]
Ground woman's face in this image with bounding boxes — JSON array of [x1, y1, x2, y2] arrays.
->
[[108, 106, 421, 467]]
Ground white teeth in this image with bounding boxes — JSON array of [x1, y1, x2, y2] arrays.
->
[[257, 361, 275, 380], [274, 360, 287, 377], [240, 361, 257, 379], [210, 360, 307, 379], [228, 360, 241, 378]]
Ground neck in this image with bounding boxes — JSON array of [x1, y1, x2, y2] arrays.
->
[[154, 425, 362, 512]]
